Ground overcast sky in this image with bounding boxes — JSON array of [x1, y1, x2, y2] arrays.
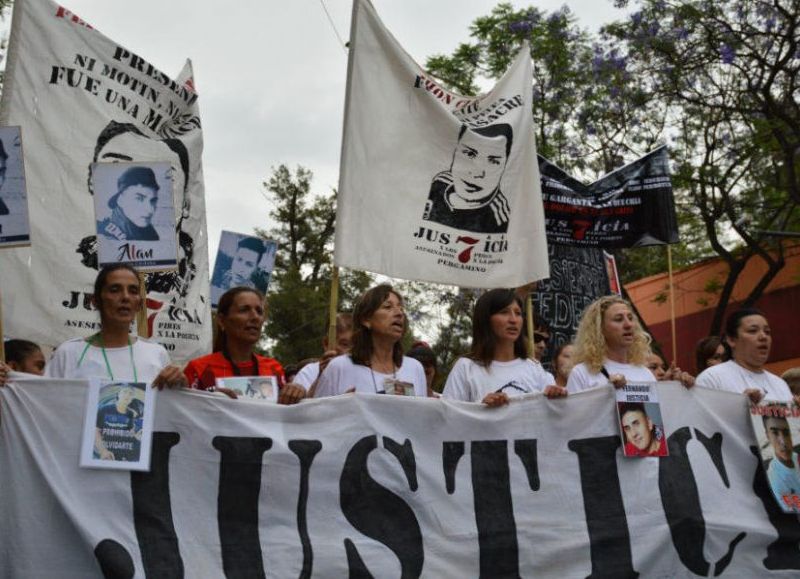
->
[[4, 0, 626, 264]]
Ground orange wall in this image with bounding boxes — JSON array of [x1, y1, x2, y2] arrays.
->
[[625, 244, 800, 374]]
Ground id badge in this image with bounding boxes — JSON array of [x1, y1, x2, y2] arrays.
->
[[383, 378, 415, 396]]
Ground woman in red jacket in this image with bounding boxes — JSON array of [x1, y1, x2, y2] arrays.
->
[[184, 287, 304, 404]]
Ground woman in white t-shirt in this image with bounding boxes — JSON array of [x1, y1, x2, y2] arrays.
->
[[45, 264, 185, 387], [314, 284, 427, 397], [567, 296, 656, 393], [696, 308, 796, 403], [442, 288, 564, 406]]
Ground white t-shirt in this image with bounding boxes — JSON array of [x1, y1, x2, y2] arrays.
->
[[567, 359, 656, 394], [293, 361, 320, 390], [314, 355, 427, 397], [767, 452, 800, 503], [442, 357, 555, 402], [696, 360, 792, 402], [46, 337, 171, 384]]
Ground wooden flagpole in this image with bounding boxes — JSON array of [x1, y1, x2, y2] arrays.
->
[[137, 273, 149, 338], [667, 245, 677, 364], [327, 267, 340, 348]]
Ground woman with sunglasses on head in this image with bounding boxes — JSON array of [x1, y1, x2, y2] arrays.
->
[[442, 288, 566, 407], [183, 287, 305, 404], [314, 284, 427, 397], [45, 264, 185, 387], [567, 296, 656, 393], [696, 308, 796, 404]]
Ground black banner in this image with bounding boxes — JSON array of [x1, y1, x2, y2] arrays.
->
[[541, 146, 678, 248], [534, 244, 610, 364]]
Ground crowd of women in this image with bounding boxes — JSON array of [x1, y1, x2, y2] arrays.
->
[[1, 263, 798, 412]]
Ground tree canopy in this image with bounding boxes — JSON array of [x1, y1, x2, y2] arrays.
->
[[424, 0, 800, 335]]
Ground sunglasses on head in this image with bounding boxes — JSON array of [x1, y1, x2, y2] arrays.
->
[[534, 333, 549, 344]]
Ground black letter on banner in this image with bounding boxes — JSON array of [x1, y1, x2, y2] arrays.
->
[[568, 436, 638, 579], [94, 539, 135, 579], [471, 440, 519, 579], [659, 427, 745, 576], [514, 439, 539, 491], [130, 431, 184, 577], [750, 447, 800, 570], [213, 436, 273, 579], [340, 435, 423, 578], [289, 440, 323, 579], [443, 441, 465, 494]]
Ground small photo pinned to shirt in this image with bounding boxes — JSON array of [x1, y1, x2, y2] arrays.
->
[[216, 376, 279, 403], [80, 379, 157, 471], [750, 402, 800, 513], [615, 382, 669, 458], [383, 378, 415, 396]]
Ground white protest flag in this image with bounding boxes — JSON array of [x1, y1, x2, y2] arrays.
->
[[335, 0, 548, 287], [1, 378, 794, 577], [0, 0, 210, 362]]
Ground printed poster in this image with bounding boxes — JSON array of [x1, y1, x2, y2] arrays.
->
[[0, 125, 30, 248], [750, 402, 800, 513], [210, 231, 277, 309], [92, 161, 178, 271], [216, 375, 278, 403], [80, 379, 156, 471], [615, 382, 669, 458]]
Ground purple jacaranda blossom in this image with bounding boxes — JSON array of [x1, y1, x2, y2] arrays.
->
[[720, 44, 735, 64], [508, 20, 533, 34], [631, 12, 643, 26]]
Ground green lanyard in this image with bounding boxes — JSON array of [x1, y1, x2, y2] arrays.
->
[[77, 334, 138, 382]]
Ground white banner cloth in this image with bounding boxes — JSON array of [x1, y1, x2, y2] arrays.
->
[[0, 0, 210, 363], [335, 0, 548, 287], [2, 378, 799, 578]]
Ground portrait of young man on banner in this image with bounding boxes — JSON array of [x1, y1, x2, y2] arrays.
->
[[616, 383, 669, 458], [750, 403, 800, 513], [91, 161, 178, 272], [80, 120, 199, 298], [80, 379, 156, 471], [210, 231, 277, 309], [422, 123, 513, 234], [0, 126, 31, 247]]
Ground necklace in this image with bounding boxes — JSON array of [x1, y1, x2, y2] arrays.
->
[[221, 345, 260, 377], [77, 333, 137, 382]]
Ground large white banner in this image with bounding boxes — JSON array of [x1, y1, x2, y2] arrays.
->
[[2, 378, 799, 578], [0, 0, 210, 363], [335, 0, 549, 287]]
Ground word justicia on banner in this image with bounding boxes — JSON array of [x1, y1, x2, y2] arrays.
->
[[2, 379, 800, 577]]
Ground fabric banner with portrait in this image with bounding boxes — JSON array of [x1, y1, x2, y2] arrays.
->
[[2, 377, 799, 578], [541, 146, 679, 248], [335, 0, 548, 288], [0, 0, 210, 363]]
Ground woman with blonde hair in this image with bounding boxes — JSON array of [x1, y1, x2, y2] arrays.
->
[[567, 295, 656, 393]]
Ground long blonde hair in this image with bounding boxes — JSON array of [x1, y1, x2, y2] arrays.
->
[[574, 296, 651, 374]]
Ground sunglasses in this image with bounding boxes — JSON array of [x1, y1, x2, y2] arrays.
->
[[534, 333, 550, 344]]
